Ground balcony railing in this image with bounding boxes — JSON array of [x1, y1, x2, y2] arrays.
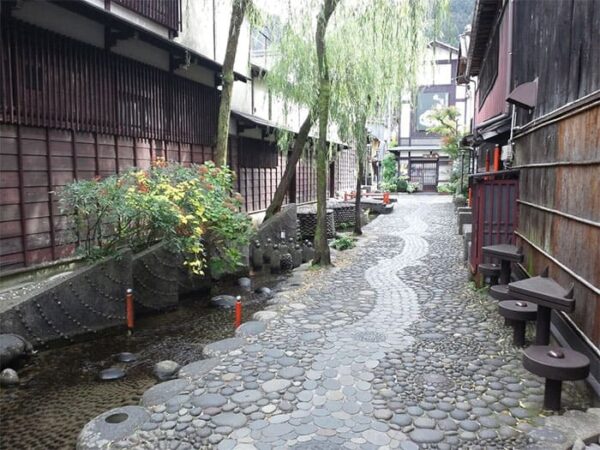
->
[[112, 0, 181, 35]]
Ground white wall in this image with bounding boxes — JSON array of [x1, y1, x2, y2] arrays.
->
[[176, 0, 250, 78]]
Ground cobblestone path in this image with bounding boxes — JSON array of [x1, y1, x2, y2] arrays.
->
[[118, 196, 591, 450]]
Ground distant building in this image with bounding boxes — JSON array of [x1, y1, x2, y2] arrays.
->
[[391, 41, 473, 191]]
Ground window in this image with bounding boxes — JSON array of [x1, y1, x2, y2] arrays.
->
[[478, 25, 499, 109]]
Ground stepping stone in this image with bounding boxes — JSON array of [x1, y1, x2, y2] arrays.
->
[[255, 287, 273, 297], [279, 367, 304, 379], [373, 409, 393, 420], [413, 417, 436, 429], [362, 429, 391, 446], [253, 311, 278, 321], [153, 360, 180, 381], [231, 390, 263, 404], [235, 321, 266, 337], [114, 352, 136, 363], [459, 420, 480, 432], [261, 379, 291, 393], [141, 379, 191, 407], [262, 423, 294, 437], [392, 414, 412, 426], [210, 295, 238, 308], [301, 332, 321, 341], [179, 358, 221, 379], [78, 406, 150, 449], [212, 413, 247, 429], [409, 429, 444, 444], [192, 393, 227, 408], [203, 338, 245, 358], [238, 277, 251, 289], [99, 367, 125, 381], [314, 415, 343, 429]]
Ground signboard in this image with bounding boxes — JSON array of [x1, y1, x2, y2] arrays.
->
[[416, 91, 449, 131]]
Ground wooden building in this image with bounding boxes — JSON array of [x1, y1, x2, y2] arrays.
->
[[0, 1, 356, 270], [458, 0, 599, 393], [390, 41, 473, 191]]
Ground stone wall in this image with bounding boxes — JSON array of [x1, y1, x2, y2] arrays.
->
[[255, 204, 298, 243], [0, 250, 132, 348]]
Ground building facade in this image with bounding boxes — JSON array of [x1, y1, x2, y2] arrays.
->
[[390, 41, 473, 191], [0, 0, 356, 270], [458, 0, 599, 392]]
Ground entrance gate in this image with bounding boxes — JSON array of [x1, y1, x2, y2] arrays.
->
[[409, 158, 439, 191]]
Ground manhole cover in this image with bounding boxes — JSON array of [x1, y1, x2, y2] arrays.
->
[[353, 331, 387, 342]]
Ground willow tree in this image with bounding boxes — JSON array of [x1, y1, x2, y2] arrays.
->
[[261, 0, 446, 263], [312, 0, 340, 265], [215, 0, 252, 167], [329, 0, 443, 234], [263, 20, 319, 220]]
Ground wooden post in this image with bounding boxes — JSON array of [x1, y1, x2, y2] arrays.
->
[[126, 288, 134, 332], [234, 296, 242, 328]]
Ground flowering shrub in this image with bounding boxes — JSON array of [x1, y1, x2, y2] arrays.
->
[[59, 161, 251, 275]]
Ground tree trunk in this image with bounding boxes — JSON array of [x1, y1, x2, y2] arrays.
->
[[214, 0, 249, 167], [263, 111, 314, 221], [354, 153, 364, 235], [353, 114, 367, 235], [312, 0, 338, 266]]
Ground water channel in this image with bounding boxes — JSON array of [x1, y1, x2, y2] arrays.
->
[[0, 272, 288, 449]]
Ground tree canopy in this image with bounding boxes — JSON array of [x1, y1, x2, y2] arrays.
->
[[258, 0, 447, 263]]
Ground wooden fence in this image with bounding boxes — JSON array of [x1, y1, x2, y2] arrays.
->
[[469, 170, 520, 272]]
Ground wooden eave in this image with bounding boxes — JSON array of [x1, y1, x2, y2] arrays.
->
[[466, 0, 503, 77], [46, 0, 249, 82]]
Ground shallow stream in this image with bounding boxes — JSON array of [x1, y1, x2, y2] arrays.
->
[[0, 272, 287, 450]]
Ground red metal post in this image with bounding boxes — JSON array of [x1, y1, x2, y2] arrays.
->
[[494, 145, 501, 172], [235, 296, 242, 329], [126, 288, 134, 331]]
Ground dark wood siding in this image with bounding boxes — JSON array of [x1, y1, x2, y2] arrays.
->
[[512, 0, 600, 124], [514, 105, 599, 346], [0, 124, 215, 270], [509, 0, 600, 346], [111, 0, 181, 33], [1, 17, 217, 146]]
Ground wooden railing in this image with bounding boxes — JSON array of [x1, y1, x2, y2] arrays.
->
[[1, 18, 217, 145], [112, 0, 181, 34]]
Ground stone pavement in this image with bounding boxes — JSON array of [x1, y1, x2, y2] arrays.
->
[[109, 196, 594, 450]]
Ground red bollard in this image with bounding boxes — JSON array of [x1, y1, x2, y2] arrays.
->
[[126, 288, 134, 332], [383, 192, 390, 205], [493, 145, 501, 172], [235, 296, 242, 329]]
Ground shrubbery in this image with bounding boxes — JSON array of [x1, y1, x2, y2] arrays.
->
[[59, 160, 251, 276], [331, 235, 356, 250]]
